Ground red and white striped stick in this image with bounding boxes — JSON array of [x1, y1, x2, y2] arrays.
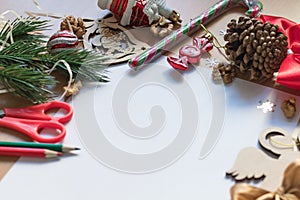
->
[[128, 0, 263, 71]]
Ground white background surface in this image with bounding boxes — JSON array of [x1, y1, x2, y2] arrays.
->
[[0, 0, 299, 199]]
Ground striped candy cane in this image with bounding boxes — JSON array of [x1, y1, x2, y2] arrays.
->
[[128, 0, 263, 70]]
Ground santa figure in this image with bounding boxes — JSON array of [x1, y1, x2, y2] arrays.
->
[[98, 0, 181, 26]]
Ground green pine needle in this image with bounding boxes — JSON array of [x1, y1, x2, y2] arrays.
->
[[42, 49, 110, 82], [0, 41, 109, 82], [0, 40, 48, 68], [0, 65, 56, 103], [0, 17, 49, 44]]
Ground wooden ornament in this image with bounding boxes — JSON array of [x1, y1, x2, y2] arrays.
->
[[230, 159, 300, 200], [83, 14, 150, 65], [227, 126, 300, 191]]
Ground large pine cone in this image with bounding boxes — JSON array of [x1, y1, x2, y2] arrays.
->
[[224, 16, 288, 80]]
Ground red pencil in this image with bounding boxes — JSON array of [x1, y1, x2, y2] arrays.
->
[[0, 146, 62, 158]]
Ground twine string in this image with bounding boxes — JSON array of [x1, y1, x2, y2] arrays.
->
[[200, 24, 230, 62], [46, 60, 73, 101], [269, 135, 300, 150], [31, 0, 41, 10], [0, 10, 26, 46]]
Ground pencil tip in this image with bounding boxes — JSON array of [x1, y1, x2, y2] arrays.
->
[[62, 146, 81, 153], [45, 149, 62, 158]]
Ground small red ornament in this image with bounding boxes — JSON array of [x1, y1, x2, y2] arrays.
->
[[47, 30, 78, 54]]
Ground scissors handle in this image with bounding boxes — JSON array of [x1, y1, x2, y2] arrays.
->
[[3, 101, 73, 124], [0, 116, 66, 143]]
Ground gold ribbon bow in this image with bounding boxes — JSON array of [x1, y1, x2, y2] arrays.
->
[[231, 159, 300, 200]]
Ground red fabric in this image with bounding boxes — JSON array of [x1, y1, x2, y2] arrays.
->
[[110, 0, 129, 22], [130, 0, 149, 26], [258, 15, 300, 90], [110, 0, 149, 26]]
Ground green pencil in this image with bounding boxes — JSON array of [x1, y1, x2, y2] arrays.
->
[[0, 141, 80, 153]]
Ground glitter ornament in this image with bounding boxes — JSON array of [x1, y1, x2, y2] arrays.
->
[[47, 30, 79, 54], [97, 0, 181, 26]]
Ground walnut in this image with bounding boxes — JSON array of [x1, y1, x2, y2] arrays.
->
[[60, 16, 86, 39], [168, 10, 182, 25], [215, 62, 236, 84], [63, 80, 83, 97], [150, 17, 174, 38], [281, 97, 296, 119]]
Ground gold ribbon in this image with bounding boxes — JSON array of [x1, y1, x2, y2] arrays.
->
[[231, 159, 300, 200]]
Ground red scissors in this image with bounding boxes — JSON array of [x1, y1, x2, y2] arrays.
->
[[0, 101, 73, 143]]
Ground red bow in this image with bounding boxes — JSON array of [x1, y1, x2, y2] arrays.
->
[[258, 15, 300, 90]]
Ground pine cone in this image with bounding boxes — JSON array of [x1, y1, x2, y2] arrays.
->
[[224, 16, 288, 80]]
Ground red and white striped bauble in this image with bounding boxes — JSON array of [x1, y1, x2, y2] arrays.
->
[[47, 30, 79, 54]]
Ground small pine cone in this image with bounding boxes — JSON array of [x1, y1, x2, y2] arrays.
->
[[217, 63, 236, 84], [224, 16, 288, 81], [60, 16, 86, 39]]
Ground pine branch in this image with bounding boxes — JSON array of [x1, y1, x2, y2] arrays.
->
[[0, 41, 109, 82], [42, 49, 110, 82], [0, 17, 49, 44], [0, 65, 56, 103], [0, 40, 48, 68], [0, 16, 109, 103]]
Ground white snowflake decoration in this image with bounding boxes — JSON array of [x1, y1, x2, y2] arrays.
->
[[205, 58, 219, 68], [257, 100, 276, 113], [212, 66, 222, 82], [219, 29, 227, 36]]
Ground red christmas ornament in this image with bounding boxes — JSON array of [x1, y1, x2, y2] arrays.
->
[[258, 15, 300, 90], [47, 30, 78, 54]]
